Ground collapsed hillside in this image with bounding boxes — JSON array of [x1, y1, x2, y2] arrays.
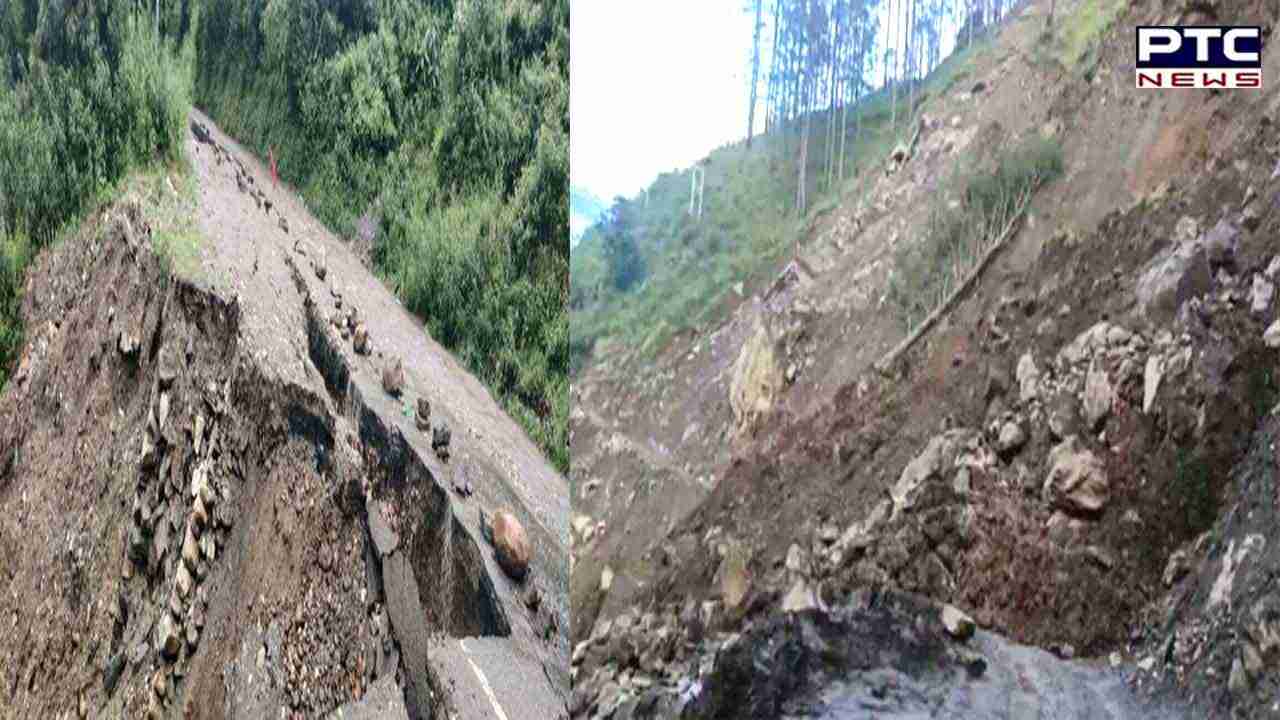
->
[[571, 0, 1280, 716], [0, 113, 568, 719]]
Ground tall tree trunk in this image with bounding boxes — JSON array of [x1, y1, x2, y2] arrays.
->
[[747, 0, 764, 148]]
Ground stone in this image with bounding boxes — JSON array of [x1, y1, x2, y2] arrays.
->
[[1047, 394, 1082, 440], [1203, 218, 1239, 269], [158, 392, 171, 433], [600, 566, 614, 594], [1143, 355, 1164, 414], [313, 253, 327, 280], [176, 563, 193, 598], [1267, 255, 1280, 280], [1135, 236, 1212, 324], [1252, 274, 1275, 316], [1243, 641, 1264, 679], [941, 604, 975, 640], [1229, 655, 1250, 699], [103, 653, 125, 694], [490, 509, 531, 580], [193, 414, 205, 456], [1082, 363, 1113, 430], [119, 331, 139, 357], [181, 525, 199, 569], [718, 543, 751, 611], [192, 495, 208, 529], [432, 422, 451, 460], [367, 500, 399, 556], [891, 429, 977, 517], [278, 216, 289, 234], [415, 397, 430, 431], [1043, 436, 1109, 515], [1016, 353, 1040, 403], [728, 317, 784, 438], [1266, 319, 1280, 348], [997, 421, 1026, 455], [1163, 548, 1190, 587], [353, 323, 371, 355], [780, 579, 819, 614], [200, 533, 216, 562], [382, 359, 404, 396], [157, 614, 181, 660]]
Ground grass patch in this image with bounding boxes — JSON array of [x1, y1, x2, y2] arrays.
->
[[1053, 0, 1126, 72], [886, 135, 1063, 332]]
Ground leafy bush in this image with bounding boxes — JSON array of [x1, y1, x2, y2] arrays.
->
[[887, 135, 1062, 330]]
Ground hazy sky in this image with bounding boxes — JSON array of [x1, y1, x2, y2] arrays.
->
[[571, 0, 755, 204]]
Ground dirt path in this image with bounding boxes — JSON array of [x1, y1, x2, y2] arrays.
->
[[186, 109, 569, 718]]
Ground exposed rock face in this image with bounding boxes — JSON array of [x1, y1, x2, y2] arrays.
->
[[1082, 362, 1113, 430], [352, 322, 370, 355], [1043, 436, 1109, 515], [491, 510, 531, 580], [729, 316, 785, 438], [942, 604, 975, 640], [1016, 352, 1040, 403]]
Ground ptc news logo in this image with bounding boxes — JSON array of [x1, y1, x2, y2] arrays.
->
[[1136, 26, 1262, 88]]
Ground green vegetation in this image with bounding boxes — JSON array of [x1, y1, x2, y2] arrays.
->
[[195, 0, 569, 472], [887, 135, 1063, 331], [0, 1, 197, 389], [1048, 0, 1126, 72], [570, 40, 991, 374], [1173, 446, 1216, 533]]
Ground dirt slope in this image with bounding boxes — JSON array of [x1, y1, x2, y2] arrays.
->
[[0, 110, 568, 719], [572, 0, 1280, 716]]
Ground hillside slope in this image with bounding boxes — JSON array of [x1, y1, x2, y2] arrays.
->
[[571, 0, 1280, 717], [0, 111, 568, 720]]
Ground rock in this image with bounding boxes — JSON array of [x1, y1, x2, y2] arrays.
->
[[158, 392, 171, 433], [728, 317, 784, 438], [1082, 363, 1113, 430], [1138, 656, 1156, 672], [1043, 436, 1109, 515], [1143, 355, 1164, 414], [1016, 353, 1040, 403], [352, 323, 371, 355], [941, 604, 975, 640], [780, 579, 819, 614], [368, 502, 400, 560], [432, 422, 451, 460], [193, 414, 205, 456], [1135, 235, 1213, 324], [119, 331, 139, 357], [313, 254, 326, 280], [600, 566, 614, 594], [891, 429, 977, 517], [381, 359, 404, 396], [157, 614, 181, 660], [490, 510, 531, 580], [1267, 255, 1280, 280], [1203, 218, 1239, 269], [278, 216, 289, 234], [1047, 393, 1082, 440], [103, 653, 125, 694], [414, 397, 430, 431], [176, 563, 193, 598], [1243, 641, 1264, 679], [1163, 548, 1190, 587], [451, 464, 473, 497], [997, 421, 1026, 455], [718, 542, 751, 611], [1229, 655, 1250, 699], [1252, 274, 1275, 316], [1266, 319, 1280, 348], [181, 525, 199, 569], [572, 514, 593, 539]]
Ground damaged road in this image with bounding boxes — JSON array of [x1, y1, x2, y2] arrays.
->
[[0, 109, 568, 720]]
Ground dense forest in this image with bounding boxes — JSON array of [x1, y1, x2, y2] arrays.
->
[[196, 0, 569, 472], [0, 0, 568, 472]]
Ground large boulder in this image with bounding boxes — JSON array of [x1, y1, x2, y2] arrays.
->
[[891, 429, 979, 518], [382, 359, 405, 396], [491, 510, 531, 581], [729, 317, 785, 438], [1043, 436, 1109, 515], [1135, 236, 1213, 325]]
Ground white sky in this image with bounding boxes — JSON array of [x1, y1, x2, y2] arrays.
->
[[570, 0, 755, 203], [570, 0, 964, 211]]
